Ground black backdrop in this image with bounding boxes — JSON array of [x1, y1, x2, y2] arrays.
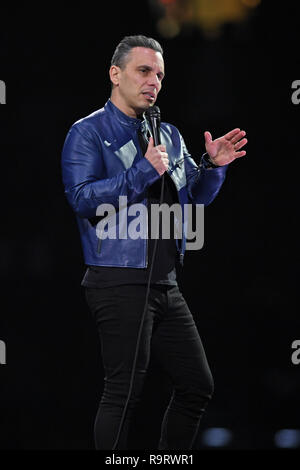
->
[[0, 1, 299, 451]]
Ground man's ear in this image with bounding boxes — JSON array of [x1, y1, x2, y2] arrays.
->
[[109, 65, 121, 86]]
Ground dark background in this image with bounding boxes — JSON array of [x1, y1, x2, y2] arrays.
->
[[0, 0, 299, 451]]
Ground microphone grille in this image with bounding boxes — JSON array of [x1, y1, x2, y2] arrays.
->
[[145, 105, 160, 120]]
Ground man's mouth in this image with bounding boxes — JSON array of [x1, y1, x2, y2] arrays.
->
[[142, 91, 155, 102]]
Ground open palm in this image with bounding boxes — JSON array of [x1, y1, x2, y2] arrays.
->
[[205, 128, 247, 166]]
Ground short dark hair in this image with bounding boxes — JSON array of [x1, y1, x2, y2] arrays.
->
[[111, 35, 163, 69]]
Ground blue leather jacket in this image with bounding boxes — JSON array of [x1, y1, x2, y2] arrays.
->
[[61, 99, 227, 267]]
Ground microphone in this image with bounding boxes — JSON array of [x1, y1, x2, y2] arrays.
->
[[145, 105, 161, 146]]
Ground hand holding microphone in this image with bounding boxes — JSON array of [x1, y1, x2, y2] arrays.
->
[[144, 106, 168, 176], [145, 137, 169, 176]]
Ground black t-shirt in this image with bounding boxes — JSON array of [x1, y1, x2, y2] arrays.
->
[[81, 126, 180, 288]]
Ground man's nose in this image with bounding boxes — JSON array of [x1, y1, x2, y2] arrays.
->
[[147, 73, 161, 91]]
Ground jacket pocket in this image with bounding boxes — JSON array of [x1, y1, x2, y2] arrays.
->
[[169, 157, 184, 173]]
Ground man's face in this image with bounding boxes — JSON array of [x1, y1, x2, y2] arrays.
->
[[110, 47, 165, 118]]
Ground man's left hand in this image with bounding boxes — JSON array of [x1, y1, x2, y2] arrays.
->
[[204, 128, 247, 166]]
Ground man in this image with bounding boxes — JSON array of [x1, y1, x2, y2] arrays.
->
[[61, 35, 247, 450]]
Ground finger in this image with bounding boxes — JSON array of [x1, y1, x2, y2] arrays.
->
[[204, 131, 212, 144], [231, 131, 246, 145], [234, 138, 247, 151], [158, 144, 166, 152], [147, 136, 154, 148], [225, 128, 240, 141], [235, 150, 246, 158]]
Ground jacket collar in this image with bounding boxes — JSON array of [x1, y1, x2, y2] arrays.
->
[[105, 99, 148, 131]]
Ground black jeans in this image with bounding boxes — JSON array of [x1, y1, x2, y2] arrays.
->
[[85, 284, 214, 450]]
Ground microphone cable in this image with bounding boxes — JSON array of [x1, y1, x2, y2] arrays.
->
[[112, 106, 164, 450]]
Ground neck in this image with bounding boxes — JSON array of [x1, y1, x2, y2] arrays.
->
[[110, 93, 141, 119]]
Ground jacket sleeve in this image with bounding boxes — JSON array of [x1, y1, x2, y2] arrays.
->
[[61, 124, 160, 218], [181, 134, 228, 206]]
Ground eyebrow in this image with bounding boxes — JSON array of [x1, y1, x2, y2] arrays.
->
[[138, 64, 165, 78]]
